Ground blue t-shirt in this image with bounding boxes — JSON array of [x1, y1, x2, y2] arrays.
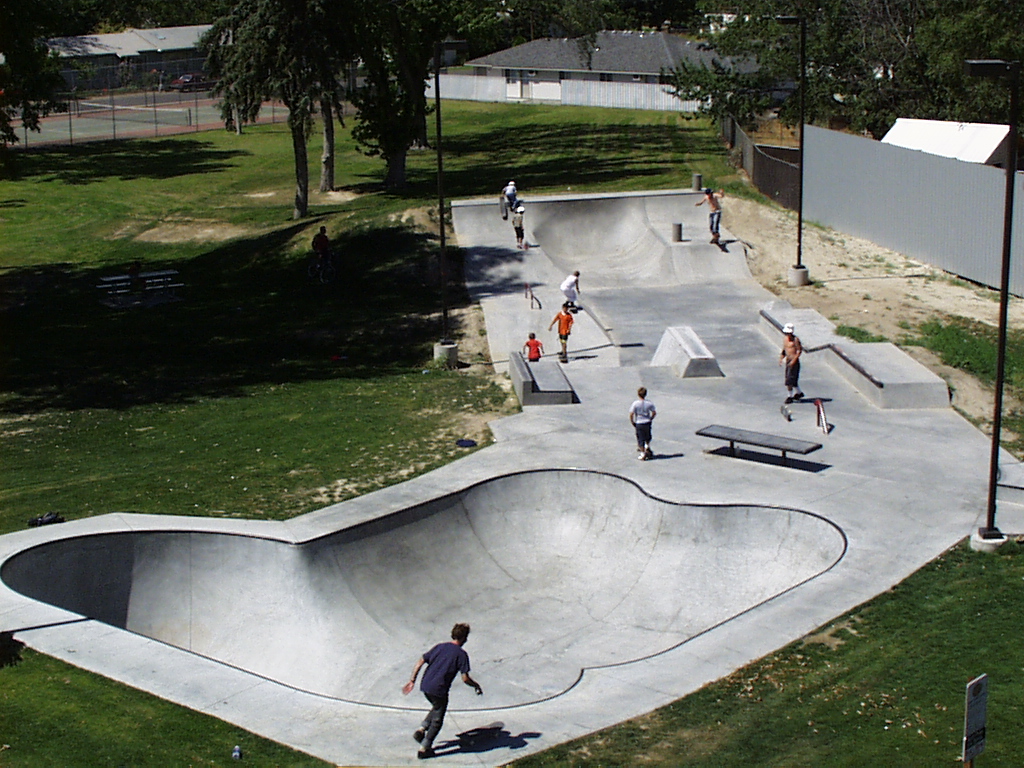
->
[[420, 642, 470, 698]]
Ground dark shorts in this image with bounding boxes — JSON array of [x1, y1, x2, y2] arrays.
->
[[559, 334, 570, 341], [635, 422, 652, 448], [785, 360, 801, 388], [514, 226, 524, 238]]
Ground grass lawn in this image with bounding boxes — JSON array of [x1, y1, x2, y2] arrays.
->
[[0, 102, 735, 765], [3, 100, 1022, 766]]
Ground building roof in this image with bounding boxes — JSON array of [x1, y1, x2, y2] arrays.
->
[[48, 25, 212, 59], [467, 30, 723, 75], [881, 118, 1009, 165]]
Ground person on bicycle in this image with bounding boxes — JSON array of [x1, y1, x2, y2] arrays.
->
[[312, 226, 332, 265]]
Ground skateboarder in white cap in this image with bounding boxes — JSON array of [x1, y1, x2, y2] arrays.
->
[[779, 323, 804, 403]]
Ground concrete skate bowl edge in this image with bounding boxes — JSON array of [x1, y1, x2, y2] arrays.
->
[[1, 469, 846, 711], [529, 194, 750, 287]]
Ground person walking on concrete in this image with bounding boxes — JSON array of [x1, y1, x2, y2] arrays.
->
[[512, 205, 526, 249], [523, 332, 544, 362], [779, 323, 805, 403], [695, 188, 724, 245], [560, 270, 580, 309], [403, 622, 483, 760], [549, 303, 575, 363], [629, 387, 657, 460], [500, 180, 518, 220]]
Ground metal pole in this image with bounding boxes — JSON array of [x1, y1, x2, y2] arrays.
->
[[795, 17, 806, 269], [983, 62, 1020, 539], [434, 42, 450, 343]]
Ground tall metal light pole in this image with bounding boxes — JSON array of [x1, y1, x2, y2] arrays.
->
[[778, 16, 809, 286], [433, 39, 467, 348], [964, 59, 1021, 541]]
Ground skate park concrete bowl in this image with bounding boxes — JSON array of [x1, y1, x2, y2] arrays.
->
[[0, 470, 845, 710], [527, 190, 751, 286]]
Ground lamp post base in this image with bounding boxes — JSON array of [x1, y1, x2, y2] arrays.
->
[[433, 341, 459, 369], [788, 265, 810, 286], [970, 529, 1007, 553]]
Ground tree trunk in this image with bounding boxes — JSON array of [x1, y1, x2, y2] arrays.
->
[[413, 111, 429, 149], [383, 149, 407, 191], [291, 122, 309, 219], [319, 95, 335, 193]]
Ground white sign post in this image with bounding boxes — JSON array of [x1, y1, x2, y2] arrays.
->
[[963, 674, 988, 766]]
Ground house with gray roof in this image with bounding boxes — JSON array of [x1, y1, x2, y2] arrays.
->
[[432, 30, 722, 112], [48, 25, 212, 90]]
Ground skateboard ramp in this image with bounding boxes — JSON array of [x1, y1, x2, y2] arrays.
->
[[527, 192, 750, 287], [3, 470, 844, 711]]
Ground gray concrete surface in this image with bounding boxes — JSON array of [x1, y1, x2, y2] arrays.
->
[[0, 189, 1011, 766]]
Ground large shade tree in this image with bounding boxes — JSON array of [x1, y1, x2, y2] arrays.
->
[[204, 0, 350, 217], [675, 0, 1024, 138], [0, 0, 65, 172]]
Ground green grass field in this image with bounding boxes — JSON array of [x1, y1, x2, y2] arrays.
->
[[2, 100, 1023, 766], [0, 102, 738, 765]]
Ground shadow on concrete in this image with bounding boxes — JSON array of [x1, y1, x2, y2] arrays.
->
[[703, 447, 831, 473], [433, 722, 541, 758]]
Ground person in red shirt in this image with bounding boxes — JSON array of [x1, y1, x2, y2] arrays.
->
[[311, 225, 332, 263], [548, 303, 575, 363], [522, 332, 544, 362]]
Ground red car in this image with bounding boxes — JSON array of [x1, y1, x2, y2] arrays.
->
[[168, 73, 212, 92]]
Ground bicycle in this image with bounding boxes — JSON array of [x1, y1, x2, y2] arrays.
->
[[307, 251, 336, 284]]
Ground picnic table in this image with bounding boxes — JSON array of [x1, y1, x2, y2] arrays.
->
[[97, 269, 184, 308]]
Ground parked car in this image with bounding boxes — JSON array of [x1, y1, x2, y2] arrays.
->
[[168, 73, 212, 92]]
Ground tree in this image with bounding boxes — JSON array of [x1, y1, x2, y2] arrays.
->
[[674, 0, 1024, 138], [0, 0, 66, 170], [349, 0, 471, 190], [204, 0, 350, 218]]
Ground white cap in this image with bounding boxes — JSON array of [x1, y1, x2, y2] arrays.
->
[[516, 206, 525, 213], [508, 180, 516, 186], [783, 323, 795, 334]]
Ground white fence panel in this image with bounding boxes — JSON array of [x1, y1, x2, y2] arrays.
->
[[429, 74, 698, 112], [804, 125, 1024, 295], [427, 74, 507, 103], [562, 79, 698, 112]]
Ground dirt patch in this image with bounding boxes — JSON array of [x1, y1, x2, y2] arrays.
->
[[725, 196, 1024, 433], [135, 220, 256, 244], [315, 189, 360, 203]]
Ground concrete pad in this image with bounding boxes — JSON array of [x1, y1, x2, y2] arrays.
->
[[0, 190, 1001, 767]]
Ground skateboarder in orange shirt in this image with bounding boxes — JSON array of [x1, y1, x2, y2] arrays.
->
[[548, 303, 574, 363]]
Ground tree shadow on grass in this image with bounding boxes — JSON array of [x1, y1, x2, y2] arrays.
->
[[433, 121, 725, 197], [0, 221, 458, 413], [11, 138, 248, 185]]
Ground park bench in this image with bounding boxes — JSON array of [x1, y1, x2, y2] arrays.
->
[[696, 424, 822, 465], [509, 351, 578, 405], [97, 269, 184, 308]]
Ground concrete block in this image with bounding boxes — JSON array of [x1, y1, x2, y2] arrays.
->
[[651, 326, 724, 378], [509, 351, 577, 405]]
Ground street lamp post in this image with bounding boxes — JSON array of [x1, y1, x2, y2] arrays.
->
[[433, 39, 467, 356], [964, 59, 1021, 542], [778, 15, 809, 287]]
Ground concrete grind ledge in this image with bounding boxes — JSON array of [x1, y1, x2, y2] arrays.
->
[[759, 303, 950, 409]]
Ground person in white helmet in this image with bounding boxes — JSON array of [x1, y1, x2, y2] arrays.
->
[[500, 180, 518, 220], [511, 204, 526, 248]]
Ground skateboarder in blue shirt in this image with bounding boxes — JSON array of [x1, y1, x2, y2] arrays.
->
[[403, 622, 483, 759]]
